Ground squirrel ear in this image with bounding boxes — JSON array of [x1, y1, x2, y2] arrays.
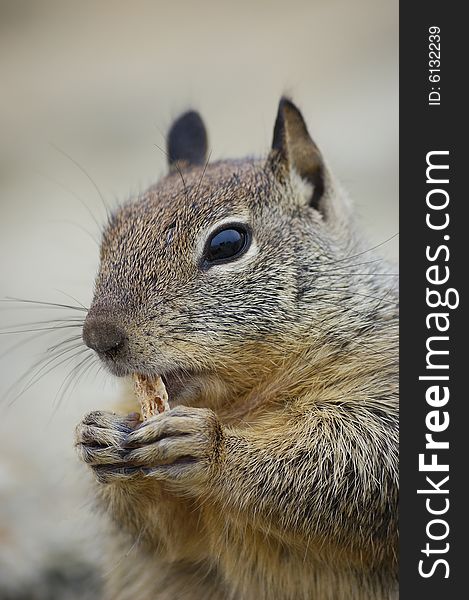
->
[[269, 98, 325, 212], [167, 110, 208, 171]]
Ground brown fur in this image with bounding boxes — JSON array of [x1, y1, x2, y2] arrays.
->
[[75, 99, 398, 599]]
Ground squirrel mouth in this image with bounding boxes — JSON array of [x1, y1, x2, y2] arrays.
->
[[158, 368, 201, 400], [93, 347, 202, 402]]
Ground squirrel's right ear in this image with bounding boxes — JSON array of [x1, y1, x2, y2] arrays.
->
[[167, 110, 208, 171], [268, 98, 326, 213]]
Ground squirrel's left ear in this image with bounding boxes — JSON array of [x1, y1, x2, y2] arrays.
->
[[167, 110, 208, 171], [268, 98, 325, 212]]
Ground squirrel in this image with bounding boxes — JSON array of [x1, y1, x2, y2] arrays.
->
[[75, 97, 398, 600]]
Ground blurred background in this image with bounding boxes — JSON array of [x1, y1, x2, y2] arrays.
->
[[0, 0, 398, 597]]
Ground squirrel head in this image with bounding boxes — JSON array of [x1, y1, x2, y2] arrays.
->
[[83, 98, 361, 405]]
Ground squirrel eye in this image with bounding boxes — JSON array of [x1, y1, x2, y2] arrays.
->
[[204, 226, 250, 265]]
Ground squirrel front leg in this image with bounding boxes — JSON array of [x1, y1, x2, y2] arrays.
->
[[123, 402, 398, 569], [214, 404, 398, 568]]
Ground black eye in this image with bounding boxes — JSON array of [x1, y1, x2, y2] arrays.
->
[[204, 225, 250, 265]]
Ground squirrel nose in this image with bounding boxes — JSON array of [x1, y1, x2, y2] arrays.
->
[[82, 317, 127, 356]]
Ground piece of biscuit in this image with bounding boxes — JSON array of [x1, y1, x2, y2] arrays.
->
[[133, 374, 170, 420]]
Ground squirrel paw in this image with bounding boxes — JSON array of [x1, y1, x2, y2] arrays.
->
[[75, 410, 141, 483], [122, 405, 223, 485], [75, 407, 223, 486]]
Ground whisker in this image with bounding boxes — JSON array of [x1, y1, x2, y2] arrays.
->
[[93, 363, 107, 388], [174, 163, 191, 204], [316, 273, 398, 278], [53, 353, 96, 412], [34, 167, 104, 233], [3, 297, 88, 311], [310, 293, 392, 322], [23, 346, 90, 400], [54, 289, 89, 311], [49, 142, 111, 218], [153, 141, 191, 206], [308, 285, 396, 305], [74, 354, 98, 390], [48, 219, 100, 246], [0, 323, 84, 335], [1, 334, 84, 376], [46, 334, 84, 353], [48, 354, 97, 422], [367, 285, 397, 317], [316, 258, 385, 274], [5, 343, 87, 406], [195, 150, 212, 196], [0, 328, 78, 359], [321, 233, 399, 267]]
